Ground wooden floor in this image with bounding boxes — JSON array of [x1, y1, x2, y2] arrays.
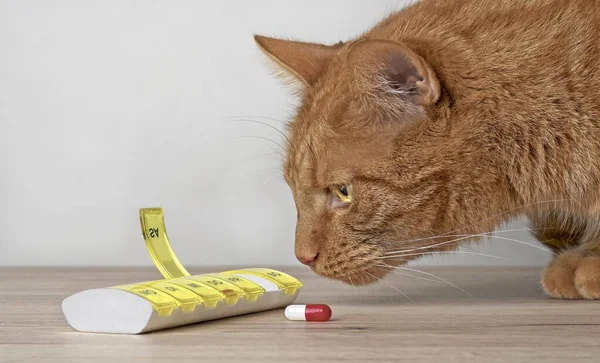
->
[[2, 266, 600, 362]]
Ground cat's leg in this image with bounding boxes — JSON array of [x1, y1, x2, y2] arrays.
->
[[531, 213, 600, 299]]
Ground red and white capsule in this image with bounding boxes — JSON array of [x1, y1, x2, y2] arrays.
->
[[284, 304, 332, 322]]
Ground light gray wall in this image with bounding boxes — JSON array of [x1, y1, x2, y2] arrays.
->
[[0, 0, 551, 268]]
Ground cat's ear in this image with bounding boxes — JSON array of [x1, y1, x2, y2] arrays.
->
[[254, 35, 338, 88], [350, 40, 440, 107]]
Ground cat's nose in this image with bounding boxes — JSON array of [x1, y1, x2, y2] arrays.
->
[[297, 253, 319, 266]]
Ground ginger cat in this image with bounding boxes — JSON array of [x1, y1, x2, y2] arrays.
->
[[254, 0, 600, 299]]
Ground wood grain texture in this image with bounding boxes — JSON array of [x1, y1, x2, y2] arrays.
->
[[1, 266, 600, 362]]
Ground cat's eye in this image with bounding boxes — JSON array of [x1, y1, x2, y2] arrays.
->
[[330, 184, 352, 205]]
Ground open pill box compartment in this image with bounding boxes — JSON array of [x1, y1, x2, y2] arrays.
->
[[62, 268, 303, 334]]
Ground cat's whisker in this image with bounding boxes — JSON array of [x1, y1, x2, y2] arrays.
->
[[382, 234, 501, 255], [223, 118, 290, 145], [383, 234, 473, 249], [380, 199, 576, 257], [223, 115, 288, 126], [247, 152, 285, 162], [358, 273, 367, 286], [384, 233, 556, 257], [374, 264, 442, 283], [232, 135, 287, 152], [383, 227, 553, 252], [346, 274, 360, 298], [395, 266, 472, 296], [364, 271, 413, 302], [457, 244, 481, 252], [377, 250, 509, 261]]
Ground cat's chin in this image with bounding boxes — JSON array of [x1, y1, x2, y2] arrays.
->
[[316, 266, 393, 286]]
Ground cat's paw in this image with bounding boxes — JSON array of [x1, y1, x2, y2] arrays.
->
[[542, 252, 600, 299], [542, 252, 582, 299], [574, 256, 600, 299]]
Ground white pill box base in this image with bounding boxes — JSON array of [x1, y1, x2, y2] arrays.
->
[[62, 274, 300, 334]]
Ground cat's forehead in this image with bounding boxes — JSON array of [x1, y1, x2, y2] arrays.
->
[[284, 106, 362, 190], [284, 116, 324, 190], [286, 79, 347, 146], [283, 56, 393, 189]]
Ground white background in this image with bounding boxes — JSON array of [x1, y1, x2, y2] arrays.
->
[[0, 0, 550, 268]]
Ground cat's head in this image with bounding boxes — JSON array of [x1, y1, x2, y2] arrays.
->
[[254, 35, 497, 285]]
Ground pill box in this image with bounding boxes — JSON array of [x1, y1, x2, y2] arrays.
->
[[62, 267, 302, 334], [62, 207, 303, 334]]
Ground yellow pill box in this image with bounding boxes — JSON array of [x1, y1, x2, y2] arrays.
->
[[61, 207, 303, 334], [62, 267, 302, 334]]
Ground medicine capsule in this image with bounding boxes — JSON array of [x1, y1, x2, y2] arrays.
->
[[285, 304, 332, 322]]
